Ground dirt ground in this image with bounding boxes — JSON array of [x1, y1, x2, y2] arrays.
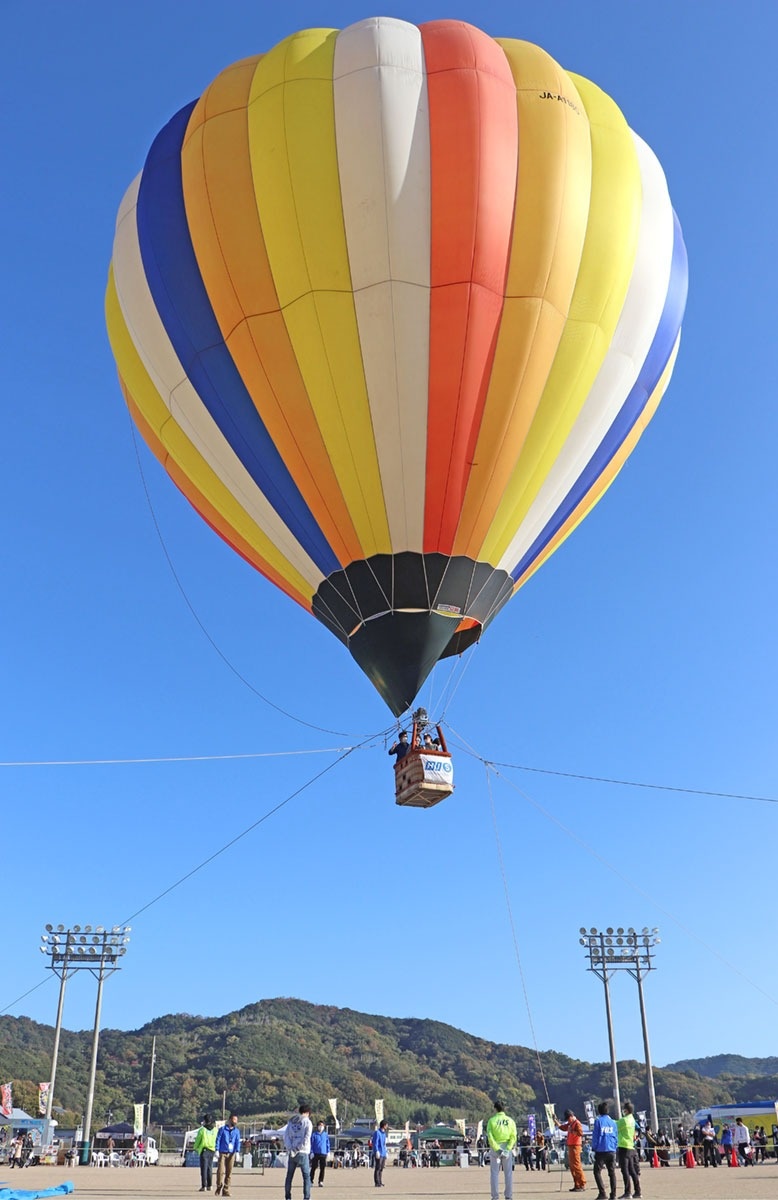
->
[[5, 1159, 778, 1200]]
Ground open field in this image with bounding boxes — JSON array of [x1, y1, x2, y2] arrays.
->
[[5, 1161, 778, 1200]]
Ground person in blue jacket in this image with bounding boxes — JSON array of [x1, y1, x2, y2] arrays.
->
[[371, 1121, 388, 1188], [591, 1100, 618, 1200], [215, 1113, 241, 1197], [310, 1121, 330, 1188]]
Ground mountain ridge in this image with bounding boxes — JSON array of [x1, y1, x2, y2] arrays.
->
[[1, 997, 775, 1127]]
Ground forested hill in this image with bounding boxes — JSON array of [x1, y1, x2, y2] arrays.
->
[[1, 997, 776, 1127], [664, 1054, 778, 1080]]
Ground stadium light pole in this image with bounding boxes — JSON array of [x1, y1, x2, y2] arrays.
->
[[41, 924, 130, 1159], [81, 927, 131, 1159], [623, 928, 660, 1134], [579, 929, 621, 1114], [40, 925, 78, 1143], [579, 926, 660, 1132]]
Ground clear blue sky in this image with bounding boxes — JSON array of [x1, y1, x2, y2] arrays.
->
[[2, 0, 777, 1080]]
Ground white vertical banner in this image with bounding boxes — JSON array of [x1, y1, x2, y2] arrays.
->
[[134, 1103, 144, 1135], [476, 1120, 483, 1140], [455, 1119, 466, 1137], [375, 1099, 384, 1124], [39, 1083, 51, 1116], [328, 1098, 339, 1129], [1, 1084, 12, 1118]]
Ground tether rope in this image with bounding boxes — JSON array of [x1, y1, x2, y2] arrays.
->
[[485, 762, 551, 1104], [447, 726, 778, 1009]]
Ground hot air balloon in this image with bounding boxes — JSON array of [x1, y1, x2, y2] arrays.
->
[[106, 17, 688, 718]]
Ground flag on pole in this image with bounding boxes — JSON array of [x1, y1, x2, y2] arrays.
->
[[375, 1099, 384, 1123], [476, 1120, 483, 1140], [39, 1083, 51, 1115], [455, 1119, 466, 1137], [134, 1103, 144, 1135], [544, 1103, 556, 1131], [328, 1098, 339, 1129], [527, 1114, 536, 1140], [1, 1083, 12, 1118]]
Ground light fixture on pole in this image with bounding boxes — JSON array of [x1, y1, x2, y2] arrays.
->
[[579, 928, 621, 1114], [40, 925, 131, 1159]]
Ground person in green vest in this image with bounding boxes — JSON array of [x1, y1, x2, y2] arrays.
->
[[194, 1114, 217, 1193], [616, 1102, 641, 1199], [487, 1101, 517, 1200]]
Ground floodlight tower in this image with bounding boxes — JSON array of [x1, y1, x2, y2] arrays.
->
[[41, 924, 130, 1158], [579, 928, 621, 1114], [579, 926, 660, 1132], [623, 927, 660, 1134]]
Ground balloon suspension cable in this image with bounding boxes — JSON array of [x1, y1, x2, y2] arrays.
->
[[438, 641, 479, 723], [485, 762, 551, 1105]]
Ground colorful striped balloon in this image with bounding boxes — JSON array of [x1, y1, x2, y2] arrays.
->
[[106, 17, 688, 716]]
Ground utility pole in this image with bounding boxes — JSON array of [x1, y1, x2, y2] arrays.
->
[[147, 1035, 157, 1137]]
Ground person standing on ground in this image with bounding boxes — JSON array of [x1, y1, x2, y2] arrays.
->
[[264, 1105, 314, 1200], [591, 1101, 618, 1200], [616, 1102, 641, 1199], [486, 1100, 517, 1200], [519, 1129, 534, 1171], [310, 1120, 330, 1188], [701, 1116, 718, 1168], [733, 1117, 751, 1165], [215, 1113, 241, 1197], [194, 1114, 217, 1192], [371, 1120, 388, 1188], [555, 1109, 587, 1193]]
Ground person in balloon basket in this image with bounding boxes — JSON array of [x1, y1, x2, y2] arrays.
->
[[194, 1113, 217, 1192], [388, 731, 410, 764], [372, 1120, 388, 1187], [616, 1102, 641, 1198], [555, 1108, 587, 1192], [263, 1104, 314, 1200], [310, 1120, 330, 1187], [214, 1113, 241, 1196], [591, 1100, 618, 1200], [487, 1100, 517, 1200]]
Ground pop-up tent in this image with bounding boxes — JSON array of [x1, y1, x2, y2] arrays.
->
[[418, 1125, 462, 1142], [94, 1121, 136, 1143]]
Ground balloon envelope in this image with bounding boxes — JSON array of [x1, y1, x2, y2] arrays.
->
[[106, 17, 688, 716]]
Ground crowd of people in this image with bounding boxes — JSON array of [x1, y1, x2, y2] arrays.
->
[[4, 1132, 36, 1169], [189, 1101, 776, 1200], [677, 1115, 769, 1166]]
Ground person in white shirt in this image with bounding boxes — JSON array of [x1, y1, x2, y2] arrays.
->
[[263, 1104, 314, 1200], [733, 1118, 751, 1166]]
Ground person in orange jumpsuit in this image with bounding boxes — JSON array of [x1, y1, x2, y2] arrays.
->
[[555, 1109, 587, 1193]]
